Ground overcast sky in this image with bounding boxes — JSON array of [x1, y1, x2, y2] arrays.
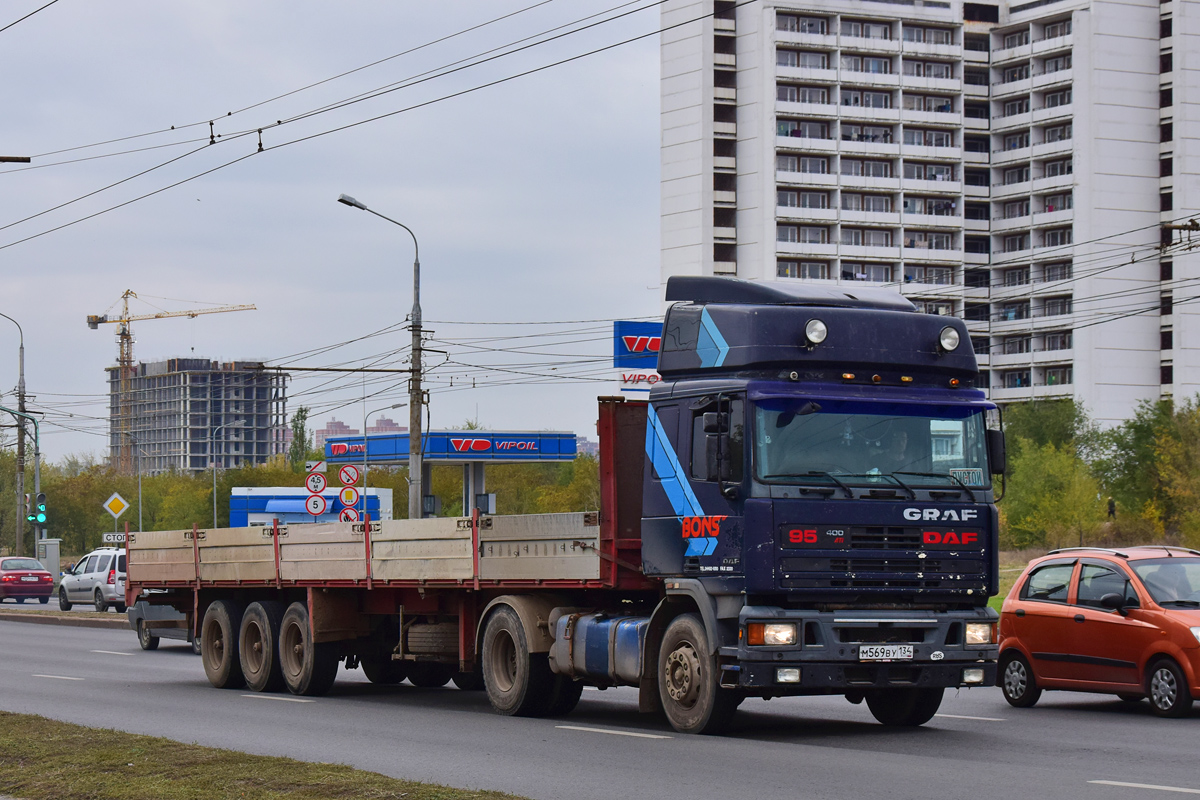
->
[[0, 0, 667, 461]]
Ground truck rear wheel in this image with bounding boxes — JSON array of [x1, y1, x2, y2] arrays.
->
[[361, 655, 407, 685], [279, 602, 338, 697], [545, 676, 584, 716], [452, 671, 486, 691], [239, 601, 285, 693], [482, 605, 554, 716], [865, 688, 944, 726], [658, 613, 738, 735], [201, 600, 245, 689]]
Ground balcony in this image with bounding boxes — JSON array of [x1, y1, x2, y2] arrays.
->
[[777, 205, 838, 222], [776, 241, 838, 258], [777, 169, 838, 187], [715, 53, 736, 67], [964, 183, 990, 199], [715, 121, 737, 136], [715, 86, 737, 102], [964, 116, 989, 131], [713, 190, 737, 204], [714, 226, 737, 240], [839, 70, 901, 88], [991, 110, 1032, 131], [841, 139, 901, 157], [992, 215, 1033, 233], [963, 48, 989, 64], [963, 149, 990, 165], [838, 36, 901, 54], [840, 243, 902, 259], [901, 144, 962, 161], [902, 108, 960, 126], [992, 77, 1032, 98], [776, 135, 836, 153], [992, 43, 1032, 64], [993, 245, 1033, 264], [991, 180, 1031, 199], [1031, 138, 1072, 159], [838, 174, 902, 191], [963, 83, 990, 98], [777, 99, 838, 118], [964, 217, 990, 232], [714, 156, 736, 170], [901, 243, 961, 262], [899, 75, 961, 93], [900, 41, 960, 59], [775, 31, 838, 49], [1032, 103, 1073, 124], [1031, 173, 1073, 193], [964, 251, 991, 265], [993, 145, 1031, 165], [1031, 208, 1073, 227], [714, 16, 735, 33], [900, 177, 961, 194], [840, 105, 901, 122], [777, 66, 838, 83], [903, 213, 961, 229], [1032, 67, 1072, 90], [1032, 33, 1073, 55], [841, 209, 901, 225]]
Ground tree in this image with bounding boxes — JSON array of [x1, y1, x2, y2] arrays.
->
[[1002, 439, 1106, 549], [288, 407, 311, 471]]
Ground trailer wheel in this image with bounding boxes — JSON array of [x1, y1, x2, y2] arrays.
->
[[658, 613, 738, 735], [279, 602, 338, 696], [137, 620, 159, 651], [865, 688, 944, 726], [239, 601, 286, 693], [361, 655, 407, 685], [452, 671, 485, 691], [201, 600, 245, 689], [482, 605, 554, 716], [545, 676, 584, 717], [407, 662, 455, 688]]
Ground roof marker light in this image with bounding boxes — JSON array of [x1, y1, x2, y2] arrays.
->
[[842, 372, 856, 381], [901, 376, 913, 383], [939, 326, 961, 352], [805, 319, 828, 345]]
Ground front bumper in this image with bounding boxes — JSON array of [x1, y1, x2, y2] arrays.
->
[[728, 606, 998, 691]]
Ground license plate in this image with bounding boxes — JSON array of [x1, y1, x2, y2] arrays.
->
[[20, 576, 38, 582], [859, 644, 914, 662]]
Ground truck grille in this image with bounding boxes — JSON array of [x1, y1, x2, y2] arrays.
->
[[780, 555, 985, 591], [848, 527, 922, 549]]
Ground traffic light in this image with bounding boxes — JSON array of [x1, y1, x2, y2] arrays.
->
[[23, 493, 32, 524], [34, 493, 46, 524]]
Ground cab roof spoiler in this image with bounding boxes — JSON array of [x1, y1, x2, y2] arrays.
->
[[665, 276, 917, 312]]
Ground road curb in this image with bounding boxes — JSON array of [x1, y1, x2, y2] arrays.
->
[[0, 611, 128, 630]]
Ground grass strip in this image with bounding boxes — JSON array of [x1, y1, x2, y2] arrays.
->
[[0, 712, 527, 800]]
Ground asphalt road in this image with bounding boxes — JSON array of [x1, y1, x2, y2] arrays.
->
[[1, 619, 1197, 800]]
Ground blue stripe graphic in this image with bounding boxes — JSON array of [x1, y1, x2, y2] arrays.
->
[[645, 404, 705, 518], [697, 307, 730, 368]]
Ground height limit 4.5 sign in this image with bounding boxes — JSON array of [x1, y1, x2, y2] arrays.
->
[[305, 472, 327, 494]]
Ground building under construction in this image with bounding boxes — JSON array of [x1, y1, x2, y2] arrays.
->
[[107, 359, 288, 475]]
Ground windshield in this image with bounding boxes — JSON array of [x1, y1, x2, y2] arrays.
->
[[754, 398, 990, 488], [1, 558, 45, 571], [1131, 558, 1200, 605]]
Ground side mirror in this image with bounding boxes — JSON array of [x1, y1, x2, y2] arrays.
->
[[703, 412, 729, 434], [986, 429, 1007, 475], [1099, 592, 1129, 616], [65, 563, 74, 572]]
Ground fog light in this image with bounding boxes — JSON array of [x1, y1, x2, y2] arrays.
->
[[777, 667, 801, 683], [965, 622, 994, 645], [805, 319, 828, 344], [764, 623, 797, 646], [962, 668, 985, 684], [939, 326, 961, 352]]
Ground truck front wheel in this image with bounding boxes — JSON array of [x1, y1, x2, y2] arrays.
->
[[201, 600, 245, 689], [658, 613, 738, 734], [239, 601, 285, 693], [279, 602, 338, 696], [481, 605, 553, 716], [865, 688, 944, 726]]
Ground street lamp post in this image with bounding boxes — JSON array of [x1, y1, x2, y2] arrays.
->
[[364, 403, 405, 521], [0, 313, 27, 555], [0, 405, 38, 552], [338, 193, 424, 519], [210, 420, 245, 528]]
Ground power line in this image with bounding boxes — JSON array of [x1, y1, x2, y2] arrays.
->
[[0, 0, 60, 35]]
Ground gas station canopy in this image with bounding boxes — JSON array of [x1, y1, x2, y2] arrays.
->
[[324, 430, 578, 465]]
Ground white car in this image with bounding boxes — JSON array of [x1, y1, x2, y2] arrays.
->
[[58, 547, 127, 612]]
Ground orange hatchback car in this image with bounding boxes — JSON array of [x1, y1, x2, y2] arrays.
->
[[999, 546, 1200, 717]]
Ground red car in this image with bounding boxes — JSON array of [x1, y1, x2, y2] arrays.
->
[[0, 557, 54, 604], [999, 546, 1200, 717]]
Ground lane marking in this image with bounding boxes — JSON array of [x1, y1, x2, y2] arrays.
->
[[555, 725, 672, 740], [1090, 781, 1200, 795], [91, 650, 133, 656], [239, 694, 316, 704], [935, 713, 1006, 722], [33, 674, 84, 681]]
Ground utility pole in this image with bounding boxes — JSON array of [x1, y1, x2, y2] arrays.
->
[[0, 313, 26, 556]]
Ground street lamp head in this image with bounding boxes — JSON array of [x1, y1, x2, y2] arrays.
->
[[338, 193, 367, 211]]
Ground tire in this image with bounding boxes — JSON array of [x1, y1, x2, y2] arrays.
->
[[1001, 652, 1042, 708], [137, 620, 160, 651], [1117, 693, 1143, 703], [1147, 658, 1193, 718], [94, 589, 108, 613], [658, 613, 739, 734], [545, 675, 584, 717], [278, 602, 338, 696], [361, 655, 407, 685], [239, 601, 286, 693], [191, 637, 203, 656], [866, 688, 944, 726], [38, 596, 48, 605], [201, 599, 245, 689], [15, 597, 24, 604], [407, 662, 455, 688], [58, 587, 71, 612], [452, 671, 486, 691], [115, 603, 127, 614], [481, 605, 555, 716]]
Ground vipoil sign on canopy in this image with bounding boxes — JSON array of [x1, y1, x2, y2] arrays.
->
[[613, 320, 663, 394]]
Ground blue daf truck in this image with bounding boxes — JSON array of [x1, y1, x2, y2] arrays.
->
[[132, 276, 1003, 736]]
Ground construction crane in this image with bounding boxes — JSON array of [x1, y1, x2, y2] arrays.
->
[[88, 290, 256, 474]]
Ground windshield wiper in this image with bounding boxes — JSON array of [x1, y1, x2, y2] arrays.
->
[[765, 471, 854, 498], [895, 471, 978, 503], [1158, 599, 1200, 608]]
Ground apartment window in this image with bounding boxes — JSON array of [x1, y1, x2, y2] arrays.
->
[[1161, 192, 1173, 212], [965, 169, 990, 187], [1003, 30, 1030, 48], [1004, 336, 1032, 354], [842, 159, 892, 177], [1004, 97, 1031, 116], [802, 226, 831, 243], [778, 190, 799, 207], [1045, 331, 1073, 350], [1161, 157, 1173, 177], [1043, 54, 1072, 73], [1045, 367, 1073, 386], [902, 196, 955, 215], [964, 34, 990, 51], [801, 191, 830, 208], [1043, 19, 1072, 38], [843, 193, 892, 212], [1160, 52, 1172, 73], [843, 124, 893, 142], [715, 70, 736, 89], [1160, 87, 1173, 107], [842, 228, 892, 247], [1005, 267, 1031, 286], [965, 270, 989, 287], [1004, 200, 1030, 219], [1043, 296, 1073, 316], [841, 90, 893, 108], [778, 260, 831, 279], [964, 68, 989, 86], [1043, 193, 1072, 212], [965, 135, 989, 153], [965, 203, 989, 220], [905, 231, 954, 249], [1003, 165, 1030, 184], [904, 128, 952, 147], [1004, 131, 1030, 150], [904, 162, 953, 181], [904, 266, 953, 284], [915, 300, 955, 315], [903, 60, 953, 79], [971, 336, 990, 354], [902, 94, 954, 113], [1162, 260, 1173, 280], [800, 156, 829, 173], [1002, 301, 1031, 320], [714, 172, 735, 192], [1044, 89, 1072, 107], [842, 55, 890, 73], [1003, 234, 1030, 252], [1161, 122, 1173, 142], [1044, 158, 1072, 177], [777, 120, 829, 139], [1044, 228, 1073, 247], [1002, 64, 1030, 83], [778, 225, 799, 242], [842, 20, 891, 39], [779, 50, 828, 68], [778, 14, 827, 34], [714, 138, 735, 157], [1045, 262, 1072, 281], [1003, 370, 1032, 388], [842, 263, 893, 281], [965, 303, 991, 321], [965, 103, 989, 121], [1161, 365, 1173, 385], [1044, 123, 1072, 143], [1161, 330, 1173, 350], [777, 155, 799, 172]]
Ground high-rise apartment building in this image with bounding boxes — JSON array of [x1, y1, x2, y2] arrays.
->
[[107, 358, 288, 474], [661, 0, 1193, 424]]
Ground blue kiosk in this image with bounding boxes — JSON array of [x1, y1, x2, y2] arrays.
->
[[325, 429, 578, 517]]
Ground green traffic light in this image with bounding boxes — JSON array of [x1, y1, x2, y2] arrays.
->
[[35, 512, 46, 523]]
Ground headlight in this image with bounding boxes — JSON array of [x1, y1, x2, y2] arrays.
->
[[764, 623, 798, 646], [1191, 626, 1200, 646], [962, 668, 985, 684], [939, 326, 961, 352], [805, 319, 828, 345], [776, 667, 801, 683], [965, 622, 994, 645]]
